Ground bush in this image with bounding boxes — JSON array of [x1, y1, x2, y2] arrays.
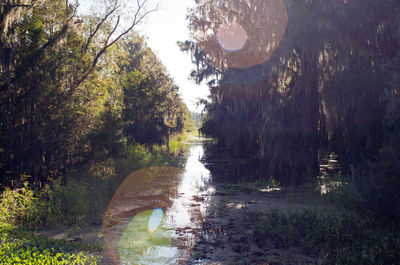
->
[[0, 143, 185, 228], [0, 182, 40, 226], [40, 178, 90, 226]]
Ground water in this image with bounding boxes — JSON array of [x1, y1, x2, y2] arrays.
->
[[102, 137, 214, 265]]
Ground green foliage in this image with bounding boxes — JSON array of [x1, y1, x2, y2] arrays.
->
[[168, 133, 190, 155], [0, 182, 39, 226], [189, 111, 203, 131], [1, 0, 187, 191], [0, 141, 185, 228], [0, 222, 99, 264], [117, 144, 181, 178], [252, 209, 400, 264], [39, 179, 91, 226], [119, 34, 187, 146]]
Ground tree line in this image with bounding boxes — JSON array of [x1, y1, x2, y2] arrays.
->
[[0, 0, 188, 187], [182, 0, 400, 217]]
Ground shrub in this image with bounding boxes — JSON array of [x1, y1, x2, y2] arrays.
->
[[40, 178, 90, 226], [0, 182, 40, 226]]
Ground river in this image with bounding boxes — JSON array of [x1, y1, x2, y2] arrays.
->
[[100, 136, 337, 265], [102, 137, 215, 264]]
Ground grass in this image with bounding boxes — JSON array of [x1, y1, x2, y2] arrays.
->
[[0, 184, 101, 264], [4, 142, 187, 228], [0, 140, 189, 264], [249, 208, 400, 264], [0, 222, 100, 264]]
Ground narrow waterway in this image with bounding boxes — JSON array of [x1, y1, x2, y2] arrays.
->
[[102, 137, 214, 264], [99, 137, 340, 265]]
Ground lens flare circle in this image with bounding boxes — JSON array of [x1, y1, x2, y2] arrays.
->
[[102, 167, 183, 265], [216, 22, 248, 52], [148, 208, 164, 233], [199, 0, 288, 69]]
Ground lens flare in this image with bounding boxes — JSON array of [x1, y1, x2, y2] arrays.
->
[[216, 22, 248, 52], [102, 167, 183, 265], [198, 0, 288, 69], [148, 208, 164, 233], [117, 209, 174, 264]]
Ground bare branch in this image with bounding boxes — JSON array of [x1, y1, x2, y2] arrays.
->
[[104, 15, 120, 46], [70, 0, 158, 95], [83, 3, 120, 51]]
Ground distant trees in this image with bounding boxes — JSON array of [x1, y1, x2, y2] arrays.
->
[[119, 35, 186, 146], [0, 0, 187, 186], [183, 0, 400, 187]]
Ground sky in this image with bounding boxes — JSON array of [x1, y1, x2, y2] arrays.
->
[[136, 0, 209, 112], [79, 0, 209, 112]]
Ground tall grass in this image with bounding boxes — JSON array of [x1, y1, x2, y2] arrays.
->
[[0, 143, 186, 228], [0, 182, 39, 226], [0, 142, 187, 263], [251, 209, 400, 264]]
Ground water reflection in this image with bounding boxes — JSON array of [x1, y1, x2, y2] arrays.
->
[[166, 143, 214, 263], [102, 139, 213, 264], [202, 143, 261, 183]]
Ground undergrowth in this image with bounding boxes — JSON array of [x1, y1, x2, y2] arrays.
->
[[0, 143, 186, 228], [0, 222, 100, 264], [251, 209, 400, 264], [0, 142, 188, 264]]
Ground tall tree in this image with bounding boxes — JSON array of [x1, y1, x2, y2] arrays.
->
[[119, 34, 187, 146], [0, 0, 156, 185], [183, 0, 400, 185]]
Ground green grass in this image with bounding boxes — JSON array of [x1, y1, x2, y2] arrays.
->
[[0, 222, 100, 264], [168, 131, 193, 155], [0, 141, 188, 229], [0, 141, 190, 264], [249, 209, 400, 264], [0, 137, 192, 264]]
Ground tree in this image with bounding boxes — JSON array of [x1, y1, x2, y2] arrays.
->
[[119, 34, 187, 146], [183, 0, 400, 185], [0, 0, 157, 185]]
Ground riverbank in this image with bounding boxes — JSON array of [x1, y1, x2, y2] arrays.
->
[[2, 137, 399, 264], [186, 184, 326, 265], [0, 137, 191, 264], [23, 181, 400, 265], [186, 182, 400, 265]]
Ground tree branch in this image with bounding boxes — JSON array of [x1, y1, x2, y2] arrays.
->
[[12, 9, 76, 84], [70, 0, 158, 95], [104, 15, 120, 47], [83, 2, 120, 51]]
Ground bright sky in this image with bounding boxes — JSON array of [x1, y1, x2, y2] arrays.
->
[[136, 0, 209, 112], [79, 0, 209, 112]]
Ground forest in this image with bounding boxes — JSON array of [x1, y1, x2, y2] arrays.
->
[[0, 0, 191, 263], [182, 0, 400, 217], [179, 0, 400, 263], [1, 0, 400, 264]]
